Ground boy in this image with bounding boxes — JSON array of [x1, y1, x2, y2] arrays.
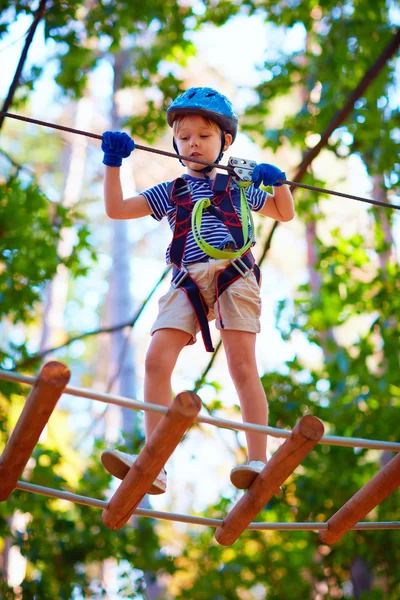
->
[[101, 87, 294, 494]]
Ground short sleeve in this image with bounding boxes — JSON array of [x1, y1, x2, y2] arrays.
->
[[141, 182, 171, 221], [246, 185, 268, 212]]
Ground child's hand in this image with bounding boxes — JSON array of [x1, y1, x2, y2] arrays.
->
[[102, 131, 135, 167], [252, 163, 286, 188]]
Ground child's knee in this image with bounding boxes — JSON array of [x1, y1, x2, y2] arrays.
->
[[227, 356, 253, 383], [145, 345, 171, 378], [145, 329, 189, 377]]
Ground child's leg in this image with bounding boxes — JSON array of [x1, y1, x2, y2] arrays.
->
[[101, 327, 191, 494], [144, 327, 192, 440], [220, 329, 268, 463]]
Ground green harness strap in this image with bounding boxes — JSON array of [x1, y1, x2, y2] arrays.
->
[[191, 181, 255, 259]]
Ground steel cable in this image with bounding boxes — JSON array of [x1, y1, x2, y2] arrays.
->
[[1, 110, 398, 210]]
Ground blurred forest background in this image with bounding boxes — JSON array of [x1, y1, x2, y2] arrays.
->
[[0, 0, 399, 598]]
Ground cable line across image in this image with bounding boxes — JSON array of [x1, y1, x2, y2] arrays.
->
[[1, 109, 399, 211]]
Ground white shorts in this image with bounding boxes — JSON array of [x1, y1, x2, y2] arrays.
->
[[151, 258, 262, 345]]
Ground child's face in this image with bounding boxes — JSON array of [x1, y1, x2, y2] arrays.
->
[[174, 115, 232, 178]]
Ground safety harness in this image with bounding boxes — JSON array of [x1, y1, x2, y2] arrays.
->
[[167, 172, 260, 352]]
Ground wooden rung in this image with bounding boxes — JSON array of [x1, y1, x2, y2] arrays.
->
[[320, 451, 400, 544], [102, 390, 202, 530], [0, 361, 70, 501], [215, 415, 325, 546]]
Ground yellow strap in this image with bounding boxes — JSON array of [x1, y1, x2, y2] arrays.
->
[[191, 182, 255, 259]]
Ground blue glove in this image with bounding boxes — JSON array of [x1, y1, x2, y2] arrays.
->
[[102, 131, 135, 167], [252, 163, 286, 188]]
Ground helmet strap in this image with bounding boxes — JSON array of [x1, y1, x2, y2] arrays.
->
[[214, 130, 226, 165], [173, 138, 186, 167]]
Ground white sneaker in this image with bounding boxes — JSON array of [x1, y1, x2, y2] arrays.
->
[[230, 460, 266, 489], [230, 460, 282, 495], [101, 449, 167, 495]]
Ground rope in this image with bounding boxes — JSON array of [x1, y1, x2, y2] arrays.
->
[[1, 369, 400, 452], [14, 481, 400, 531], [1, 110, 398, 210], [284, 179, 397, 210], [191, 182, 254, 259]]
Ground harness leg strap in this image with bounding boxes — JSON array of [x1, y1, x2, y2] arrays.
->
[[172, 267, 214, 353], [215, 250, 260, 328]]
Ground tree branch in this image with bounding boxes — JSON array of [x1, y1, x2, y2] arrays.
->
[[0, 0, 48, 131], [294, 28, 400, 182], [14, 266, 171, 369]]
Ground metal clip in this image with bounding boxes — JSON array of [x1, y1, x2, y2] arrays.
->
[[230, 256, 252, 278], [173, 184, 191, 197], [171, 265, 189, 288], [228, 156, 257, 182], [172, 181, 191, 198]]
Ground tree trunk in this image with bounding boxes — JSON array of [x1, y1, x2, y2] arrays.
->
[[305, 219, 322, 296], [372, 175, 395, 271], [350, 556, 373, 599], [108, 50, 139, 439], [104, 50, 164, 600], [39, 97, 93, 352]]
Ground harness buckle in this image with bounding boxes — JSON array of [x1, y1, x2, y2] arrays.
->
[[171, 265, 189, 288], [170, 179, 191, 206], [228, 156, 257, 183], [173, 184, 191, 197], [230, 256, 252, 278]]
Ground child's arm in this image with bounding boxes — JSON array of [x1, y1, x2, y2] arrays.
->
[[102, 131, 152, 220], [104, 167, 152, 220], [258, 185, 294, 222], [251, 163, 295, 222]]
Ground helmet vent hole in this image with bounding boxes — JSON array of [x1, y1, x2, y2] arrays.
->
[[188, 91, 196, 99], [206, 92, 216, 97]]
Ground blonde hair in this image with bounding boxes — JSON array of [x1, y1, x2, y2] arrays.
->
[[172, 115, 221, 136]]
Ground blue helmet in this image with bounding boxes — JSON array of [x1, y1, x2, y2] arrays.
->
[[167, 87, 238, 141]]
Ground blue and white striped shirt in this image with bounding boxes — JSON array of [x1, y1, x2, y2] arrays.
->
[[142, 174, 268, 266]]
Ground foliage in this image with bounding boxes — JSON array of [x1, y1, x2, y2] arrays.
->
[[1, 0, 400, 598], [0, 177, 92, 322], [0, 173, 96, 368], [172, 221, 400, 600], [0, 444, 175, 599], [1, 0, 198, 140], [240, 0, 399, 190]]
